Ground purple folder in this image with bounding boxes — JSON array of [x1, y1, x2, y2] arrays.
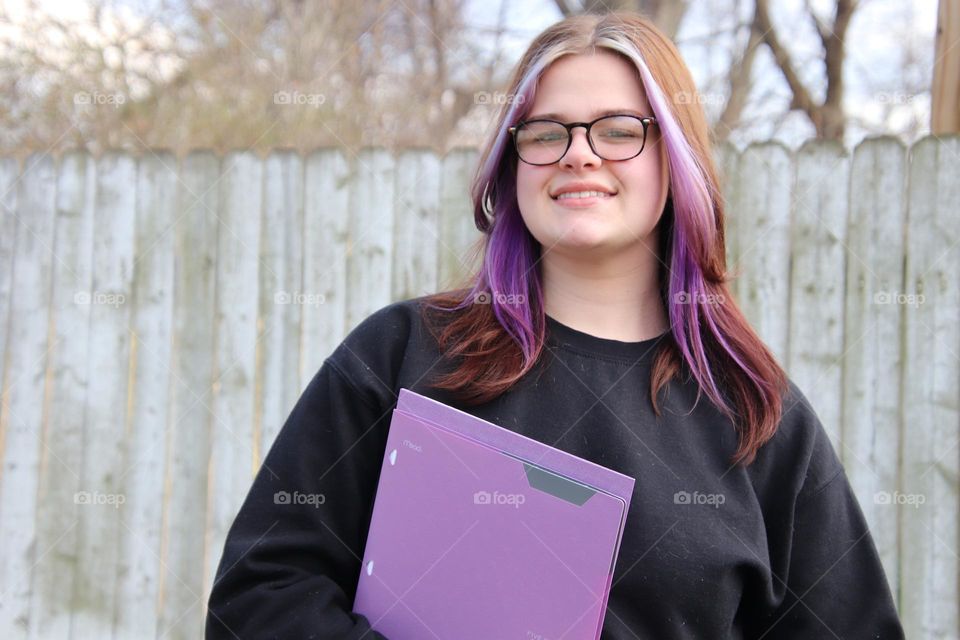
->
[[353, 388, 635, 640]]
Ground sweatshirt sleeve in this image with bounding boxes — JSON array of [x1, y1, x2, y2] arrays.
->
[[205, 358, 392, 640], [756, 467, 905, 639]]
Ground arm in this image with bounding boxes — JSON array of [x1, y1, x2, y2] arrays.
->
[[755, 469, 904, 639], [205, 360, 391, 640]]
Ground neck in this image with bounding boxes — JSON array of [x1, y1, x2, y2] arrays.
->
[[540, 240, 669, 343]]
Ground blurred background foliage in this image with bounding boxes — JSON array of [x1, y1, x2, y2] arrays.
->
[[0, 0, 953, 158]]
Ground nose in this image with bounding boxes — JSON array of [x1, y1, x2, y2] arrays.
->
[[560, 126, 601, 170]]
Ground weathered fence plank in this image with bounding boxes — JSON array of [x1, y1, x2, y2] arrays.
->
[[438, 148, 480, 290], [394, 149, 441, 300], [71, 152, 138, 639], [158, 151, 220, 640], [346, 149, 394, 332], [28, 151, 95, 639], [732, 142, 793, 364], [301, 149, 350, 388], [113, 152, 178, 638], [202, 152, 263, 611], [0, 154, 57, 638], [0, 157, 18, 408], [788, 140, 848, 449], [901, 136, 960, 638], [715, 141, 740, 275], [842, 137, 908, 600], [258, 151, 304, 463]]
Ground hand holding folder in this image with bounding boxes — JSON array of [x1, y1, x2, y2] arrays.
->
[[354, 388, 635, 640]]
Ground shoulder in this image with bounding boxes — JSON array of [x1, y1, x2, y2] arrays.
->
[[749, 378, 844, 500], [335, 297, 426, 352], [323, 293, 457, 408]]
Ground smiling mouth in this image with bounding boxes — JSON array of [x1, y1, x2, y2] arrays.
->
[[552, 190, 616, 200]]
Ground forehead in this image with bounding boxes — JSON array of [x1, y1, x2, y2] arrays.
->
[[528, 50, 651, 119]]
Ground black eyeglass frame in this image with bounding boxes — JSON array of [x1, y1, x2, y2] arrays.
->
[[507, 114, 658, 166]]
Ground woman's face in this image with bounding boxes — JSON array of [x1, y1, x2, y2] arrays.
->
[[515, 51, 668, 260]]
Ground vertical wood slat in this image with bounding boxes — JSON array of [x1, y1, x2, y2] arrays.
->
[[202, 152, 263, 607], [901, 137, 960, 639], [159, 152, 220, 640], [71, 152, 138, 638], [438, 148, 480, 291], [841, 137, 908, 597], [393, 149, 441, 301], [714, 141, 741, 279], [28, 152, 95, 639], [301, 150, 350, 389], [733, 143, 794, 364], [112, 152, 178, 638], [787, 141, 848, 450], [257, 151, 304, 461], [346, 149, 394, 334], [0, 157, 19, 402], [0, 154, 57, 639]]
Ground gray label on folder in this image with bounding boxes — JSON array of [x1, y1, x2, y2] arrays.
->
[[523, 462, 596, 506]]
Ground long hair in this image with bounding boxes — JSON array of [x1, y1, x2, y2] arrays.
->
[[419, 12, 787, 466]]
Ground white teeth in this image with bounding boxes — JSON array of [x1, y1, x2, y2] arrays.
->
[[555, 190, 612, 200]]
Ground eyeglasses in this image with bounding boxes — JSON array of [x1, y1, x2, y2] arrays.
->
[[508, 114, 657, 166]]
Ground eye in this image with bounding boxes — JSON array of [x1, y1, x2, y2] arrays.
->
[[598, 128, 639, 139], [532, 131, 566, 142]]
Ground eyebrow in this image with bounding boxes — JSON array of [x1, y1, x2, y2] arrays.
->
[[525, 108, 650, 121]]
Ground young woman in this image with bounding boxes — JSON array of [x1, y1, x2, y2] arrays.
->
[[206, 12, 904, 639]]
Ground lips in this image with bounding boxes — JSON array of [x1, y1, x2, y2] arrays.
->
[[550, 183, 617, 199], [554, 190, 614, 200]]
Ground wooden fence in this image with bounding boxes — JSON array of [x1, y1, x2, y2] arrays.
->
[[0, 137, 957, 639]]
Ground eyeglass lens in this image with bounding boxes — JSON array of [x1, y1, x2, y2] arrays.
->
[[514, 115, 649, 164]]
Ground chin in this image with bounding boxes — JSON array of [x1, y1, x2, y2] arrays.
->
[[548, 226, 614, 250]]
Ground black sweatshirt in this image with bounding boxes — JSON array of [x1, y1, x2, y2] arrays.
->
[[206, 296, 905, 639]]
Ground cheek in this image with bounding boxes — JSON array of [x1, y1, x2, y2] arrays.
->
[[620, 157, 664, 200], [515, 165, 548, 210]]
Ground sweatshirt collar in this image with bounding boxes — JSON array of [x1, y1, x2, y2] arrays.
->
[[544, 314, 669, 362]]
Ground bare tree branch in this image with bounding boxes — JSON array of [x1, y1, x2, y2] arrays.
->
[[716, 15, 764, 141], [803, 0, 832, 46], [754, 0, 857, 140], [754, 0, 818, 117]]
